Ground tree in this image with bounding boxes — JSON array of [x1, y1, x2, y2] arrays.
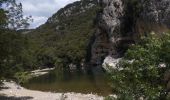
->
[[0, 0, 31, 79], [1, 0, 32, 29], [108, 33, 170, 99]]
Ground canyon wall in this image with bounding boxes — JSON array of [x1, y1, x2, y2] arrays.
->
[[89, 0, 170, 66]]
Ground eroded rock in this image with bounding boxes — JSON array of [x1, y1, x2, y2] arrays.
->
[[89, 0, 170, 67]]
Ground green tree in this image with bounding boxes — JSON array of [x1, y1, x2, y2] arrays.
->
[[109, 33, 170, 99], [0, 0, 31, 79]]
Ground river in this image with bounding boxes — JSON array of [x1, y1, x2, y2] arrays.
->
[[23, 66, 113, 96]]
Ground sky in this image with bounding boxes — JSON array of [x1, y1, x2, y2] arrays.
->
[[17, 0, 79, 29]]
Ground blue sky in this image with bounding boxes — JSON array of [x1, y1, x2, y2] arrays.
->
[[17, 0, 79, 29]]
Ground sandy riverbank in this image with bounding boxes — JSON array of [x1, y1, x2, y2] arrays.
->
[[31, 68, 55, 77], [0, 81, 104, 100]]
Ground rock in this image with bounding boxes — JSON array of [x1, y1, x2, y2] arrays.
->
[[69, 63, 77, 71], [136, 0, 170, 34], [47, 0, 98, 24], [102, 56, 120, 71], [140, 0, 170, 28], [89, 0, 170, 66], [89, 0, 125, 65], [98, 0, 124, 36]]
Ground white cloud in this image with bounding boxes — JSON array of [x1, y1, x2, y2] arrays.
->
[[17, 0, 79, 29], [30, 16, 48, 28]]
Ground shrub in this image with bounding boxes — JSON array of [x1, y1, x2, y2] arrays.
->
[[109, 33, 170, 99]]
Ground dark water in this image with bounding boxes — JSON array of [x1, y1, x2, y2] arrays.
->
[[23, 67, 113, 96]]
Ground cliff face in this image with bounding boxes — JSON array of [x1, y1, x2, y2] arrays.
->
[[136, 0, 170, 34], [27, 0, 170, 69], [89, 0, 170, 66], [90, 0, 125, 65], [140, 0, 170, 27]]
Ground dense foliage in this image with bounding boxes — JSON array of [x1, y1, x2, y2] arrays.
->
[[26, 0, 99, 69], [0, 0, 31, 79], [0, 0, 99, 80], [109, 32, 170, 99]]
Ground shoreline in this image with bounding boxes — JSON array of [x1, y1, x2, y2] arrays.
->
[[30, 68, 55, 77], [0, 81, 104, 100]]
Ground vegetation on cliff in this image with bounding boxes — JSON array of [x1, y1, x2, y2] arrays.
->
[[25, 0, 99, 69]]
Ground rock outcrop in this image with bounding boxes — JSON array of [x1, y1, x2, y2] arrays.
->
[[140, 0, 170, 27], [102, 56, 121, 71], [89, 0, 170, 67], [135, 0, 170, 35], [47, 0, 97, 24], [90, 0, 125, 66], [28, 0, 170, 69]]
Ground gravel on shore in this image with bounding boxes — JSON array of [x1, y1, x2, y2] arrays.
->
[[0, 81, 104, 100]]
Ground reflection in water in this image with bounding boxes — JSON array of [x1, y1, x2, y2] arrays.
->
[[23, 66, 112, 96]]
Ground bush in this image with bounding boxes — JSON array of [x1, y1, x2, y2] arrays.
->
[[14, 72, 32, 84], [109, 33, 170, 99]]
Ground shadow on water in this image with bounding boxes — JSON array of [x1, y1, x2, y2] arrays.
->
[[23, 66, 113, 96]]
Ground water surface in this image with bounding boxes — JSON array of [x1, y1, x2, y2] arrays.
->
[[23, 67, 112, 96]]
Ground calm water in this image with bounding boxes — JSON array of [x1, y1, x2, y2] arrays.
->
[[23, 67, 113, 96]]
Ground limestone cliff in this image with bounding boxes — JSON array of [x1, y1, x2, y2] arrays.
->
[[89, 0, 130, 66], [89, 0, 170, 66], [27, 0, 170, 69], [136, 0, 170, 34]]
